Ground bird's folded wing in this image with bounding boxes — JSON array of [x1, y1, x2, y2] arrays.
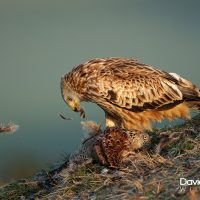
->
[[98, 66, 184, 111]]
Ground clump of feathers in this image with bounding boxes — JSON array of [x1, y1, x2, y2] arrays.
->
[[81, 121, 102, 136], [0, 122, 19, 135]]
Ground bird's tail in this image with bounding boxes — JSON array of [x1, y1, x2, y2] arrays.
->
[[182, 87, 200, 110], [187, 101, 200, 110], [169, 72, 200, 110], [181, 87, 200, 110]]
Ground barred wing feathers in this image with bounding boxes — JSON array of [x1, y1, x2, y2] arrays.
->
[[96, 64, 184, 112]]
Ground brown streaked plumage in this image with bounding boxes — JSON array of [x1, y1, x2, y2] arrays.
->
[[61, 57, 200, 131], [68, 122, 150, 169], [93, 127, 150, 168]]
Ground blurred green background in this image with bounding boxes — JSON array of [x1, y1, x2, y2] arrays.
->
[[0, 0, 200, 184]]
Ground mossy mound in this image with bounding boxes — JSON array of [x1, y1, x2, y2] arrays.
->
[[1, 114, 200, 200]]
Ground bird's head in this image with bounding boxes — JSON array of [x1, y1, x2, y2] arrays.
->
[[60, 76, 85, 118]]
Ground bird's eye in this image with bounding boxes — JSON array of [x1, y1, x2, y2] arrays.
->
[[67, 97, 72, 101], [143, 135, 148, 140]]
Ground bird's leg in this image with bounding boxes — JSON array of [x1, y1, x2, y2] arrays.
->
[[121, 150, 135, 158], [105, 118, 116, 127], [93, 144, 108, 165], [105, 113, 117, 128]]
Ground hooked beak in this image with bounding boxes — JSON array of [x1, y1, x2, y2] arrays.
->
[[68, 101, 80, 112], [68, 101, 85, 118]]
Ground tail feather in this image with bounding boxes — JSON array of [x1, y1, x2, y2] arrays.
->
[[179, 85, 200, 101], [169, 72, 200, 107], [187, 101, 200, 110]]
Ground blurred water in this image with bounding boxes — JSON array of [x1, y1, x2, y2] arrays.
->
[[0, 0, 200, 184]]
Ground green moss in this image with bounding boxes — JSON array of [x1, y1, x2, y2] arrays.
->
[[0, 181, 40, 200], [68, 163, 105, 194]]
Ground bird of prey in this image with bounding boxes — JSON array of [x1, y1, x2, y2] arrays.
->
[[61, 58, 200, 131]]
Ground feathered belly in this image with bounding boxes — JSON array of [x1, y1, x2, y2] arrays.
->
[[114, 103, 191, 131]]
